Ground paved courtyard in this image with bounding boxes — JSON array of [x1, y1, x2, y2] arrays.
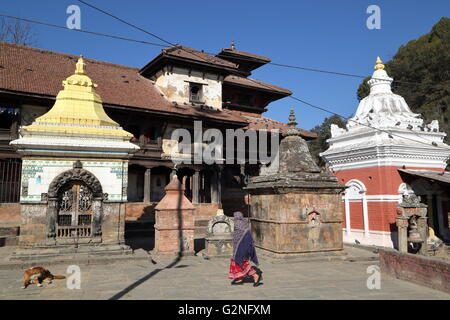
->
[[0, 246, 449, 300]]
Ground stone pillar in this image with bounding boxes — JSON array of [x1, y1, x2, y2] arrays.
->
[[192, 170, 200, 204], [143, 168, 152, 202], [153, 176, 196, 256], [211, 171, 218, 204], [46, 198, 59, 238], [396, 216, 409, 252], [217, 168, 222, 205], [92, 198, 103, 237], [418, 216, 428, 255]]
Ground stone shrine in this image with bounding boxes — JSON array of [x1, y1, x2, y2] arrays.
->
[[9, 57, 138, 258], [245, 110, 345, 257], [153, 175, 196, 256], [205, 209, 234, 257]]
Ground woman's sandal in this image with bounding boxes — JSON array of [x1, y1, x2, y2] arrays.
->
[[231, 279, 244, 285], [253, 274, 262, 287]]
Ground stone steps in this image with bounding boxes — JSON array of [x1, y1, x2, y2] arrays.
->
[[0, 226, 20, 247]]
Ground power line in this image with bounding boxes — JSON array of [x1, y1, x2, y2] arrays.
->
[[76, 0, 422, 86], [76, 0, 448, 152], [1, 13, 422, 86], [0, 14, 168, 47], [1, 10, 446, 151], [77, 0, 176, 47]]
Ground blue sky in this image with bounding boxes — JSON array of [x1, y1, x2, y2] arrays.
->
[[2, 0, 449, 130]]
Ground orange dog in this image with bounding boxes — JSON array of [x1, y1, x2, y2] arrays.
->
[[22, 267, 66, 289]]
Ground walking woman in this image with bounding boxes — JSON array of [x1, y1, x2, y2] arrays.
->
[[228, 211, 262, 287]]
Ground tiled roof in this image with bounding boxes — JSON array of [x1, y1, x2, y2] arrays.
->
[[224, 75, 292, 95], [230, 111, 317, 140], [162, 45, 238, 69], [218, 48, 271, 63], [0, 42, 246, 124]]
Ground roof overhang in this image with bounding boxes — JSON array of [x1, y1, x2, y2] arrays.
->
[[398, 169, 450, 186]]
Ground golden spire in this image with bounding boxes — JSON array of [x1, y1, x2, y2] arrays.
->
[[374, 56, 385, 70], [23, 56, 132, 138], [75, 55, 86, 75]]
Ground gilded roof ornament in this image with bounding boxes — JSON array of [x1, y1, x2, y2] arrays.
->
[[374, 56, 385, 70]]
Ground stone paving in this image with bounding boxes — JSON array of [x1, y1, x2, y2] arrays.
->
[[0, 246, 449, 300]]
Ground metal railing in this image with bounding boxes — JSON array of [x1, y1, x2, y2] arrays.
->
[[0, 158, 21, 203]]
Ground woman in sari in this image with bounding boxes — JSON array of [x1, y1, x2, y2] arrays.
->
[[228, 211, 262, 287]]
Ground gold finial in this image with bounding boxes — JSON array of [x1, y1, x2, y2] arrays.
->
[[75, 55, 86, 75], [231, 40, 235, 50], [374, 56, 385, 70]]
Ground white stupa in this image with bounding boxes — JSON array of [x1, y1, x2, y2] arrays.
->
[[322, 57, 450, 170]]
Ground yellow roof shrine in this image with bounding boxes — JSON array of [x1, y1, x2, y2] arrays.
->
[[23, 56, 133, 138]]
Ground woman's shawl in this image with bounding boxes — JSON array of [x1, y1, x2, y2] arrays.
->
[[232, 212, 259, 268]]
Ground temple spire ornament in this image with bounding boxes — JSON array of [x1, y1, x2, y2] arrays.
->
[[75, 55, 86, 75], [374, 56, 385, 70], [285, 108, 301, 137], [231, 40, 235, 50]]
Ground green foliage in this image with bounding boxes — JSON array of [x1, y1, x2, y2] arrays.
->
[[307, 114, 346, 166], [357, 17, 450, 141]]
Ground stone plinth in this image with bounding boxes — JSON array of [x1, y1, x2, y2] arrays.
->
[[205, 212, 234, 257], [245, 110, 345, 257], [153, 176, 195, 256]]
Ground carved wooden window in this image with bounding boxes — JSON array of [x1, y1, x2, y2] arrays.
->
[[57, 182, 93, 237], [189, 83, 204, 103]]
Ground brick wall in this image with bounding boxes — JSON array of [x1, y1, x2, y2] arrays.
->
[[379, 248, 450, 293], [0, 203, 21, 226], [334, 166, 442, 195], [125, 202, 155, 221]]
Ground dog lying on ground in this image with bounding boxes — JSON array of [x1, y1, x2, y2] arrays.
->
[[22, 267, 66, 289]]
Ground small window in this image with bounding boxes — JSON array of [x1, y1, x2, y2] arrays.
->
[[0, 107, 19, 129], [144, 126, 160, 144], [189, 83, 204, 103]]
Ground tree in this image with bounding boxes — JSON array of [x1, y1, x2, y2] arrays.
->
[[307, 114, 346, 167], [357, 17, 450, 141], [0, 17, 37, 46]]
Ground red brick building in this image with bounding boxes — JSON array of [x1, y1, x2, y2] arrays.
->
[[321, 57, 450, 248]]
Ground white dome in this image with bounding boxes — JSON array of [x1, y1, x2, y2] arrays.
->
[[348, 58, 422, 130]]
